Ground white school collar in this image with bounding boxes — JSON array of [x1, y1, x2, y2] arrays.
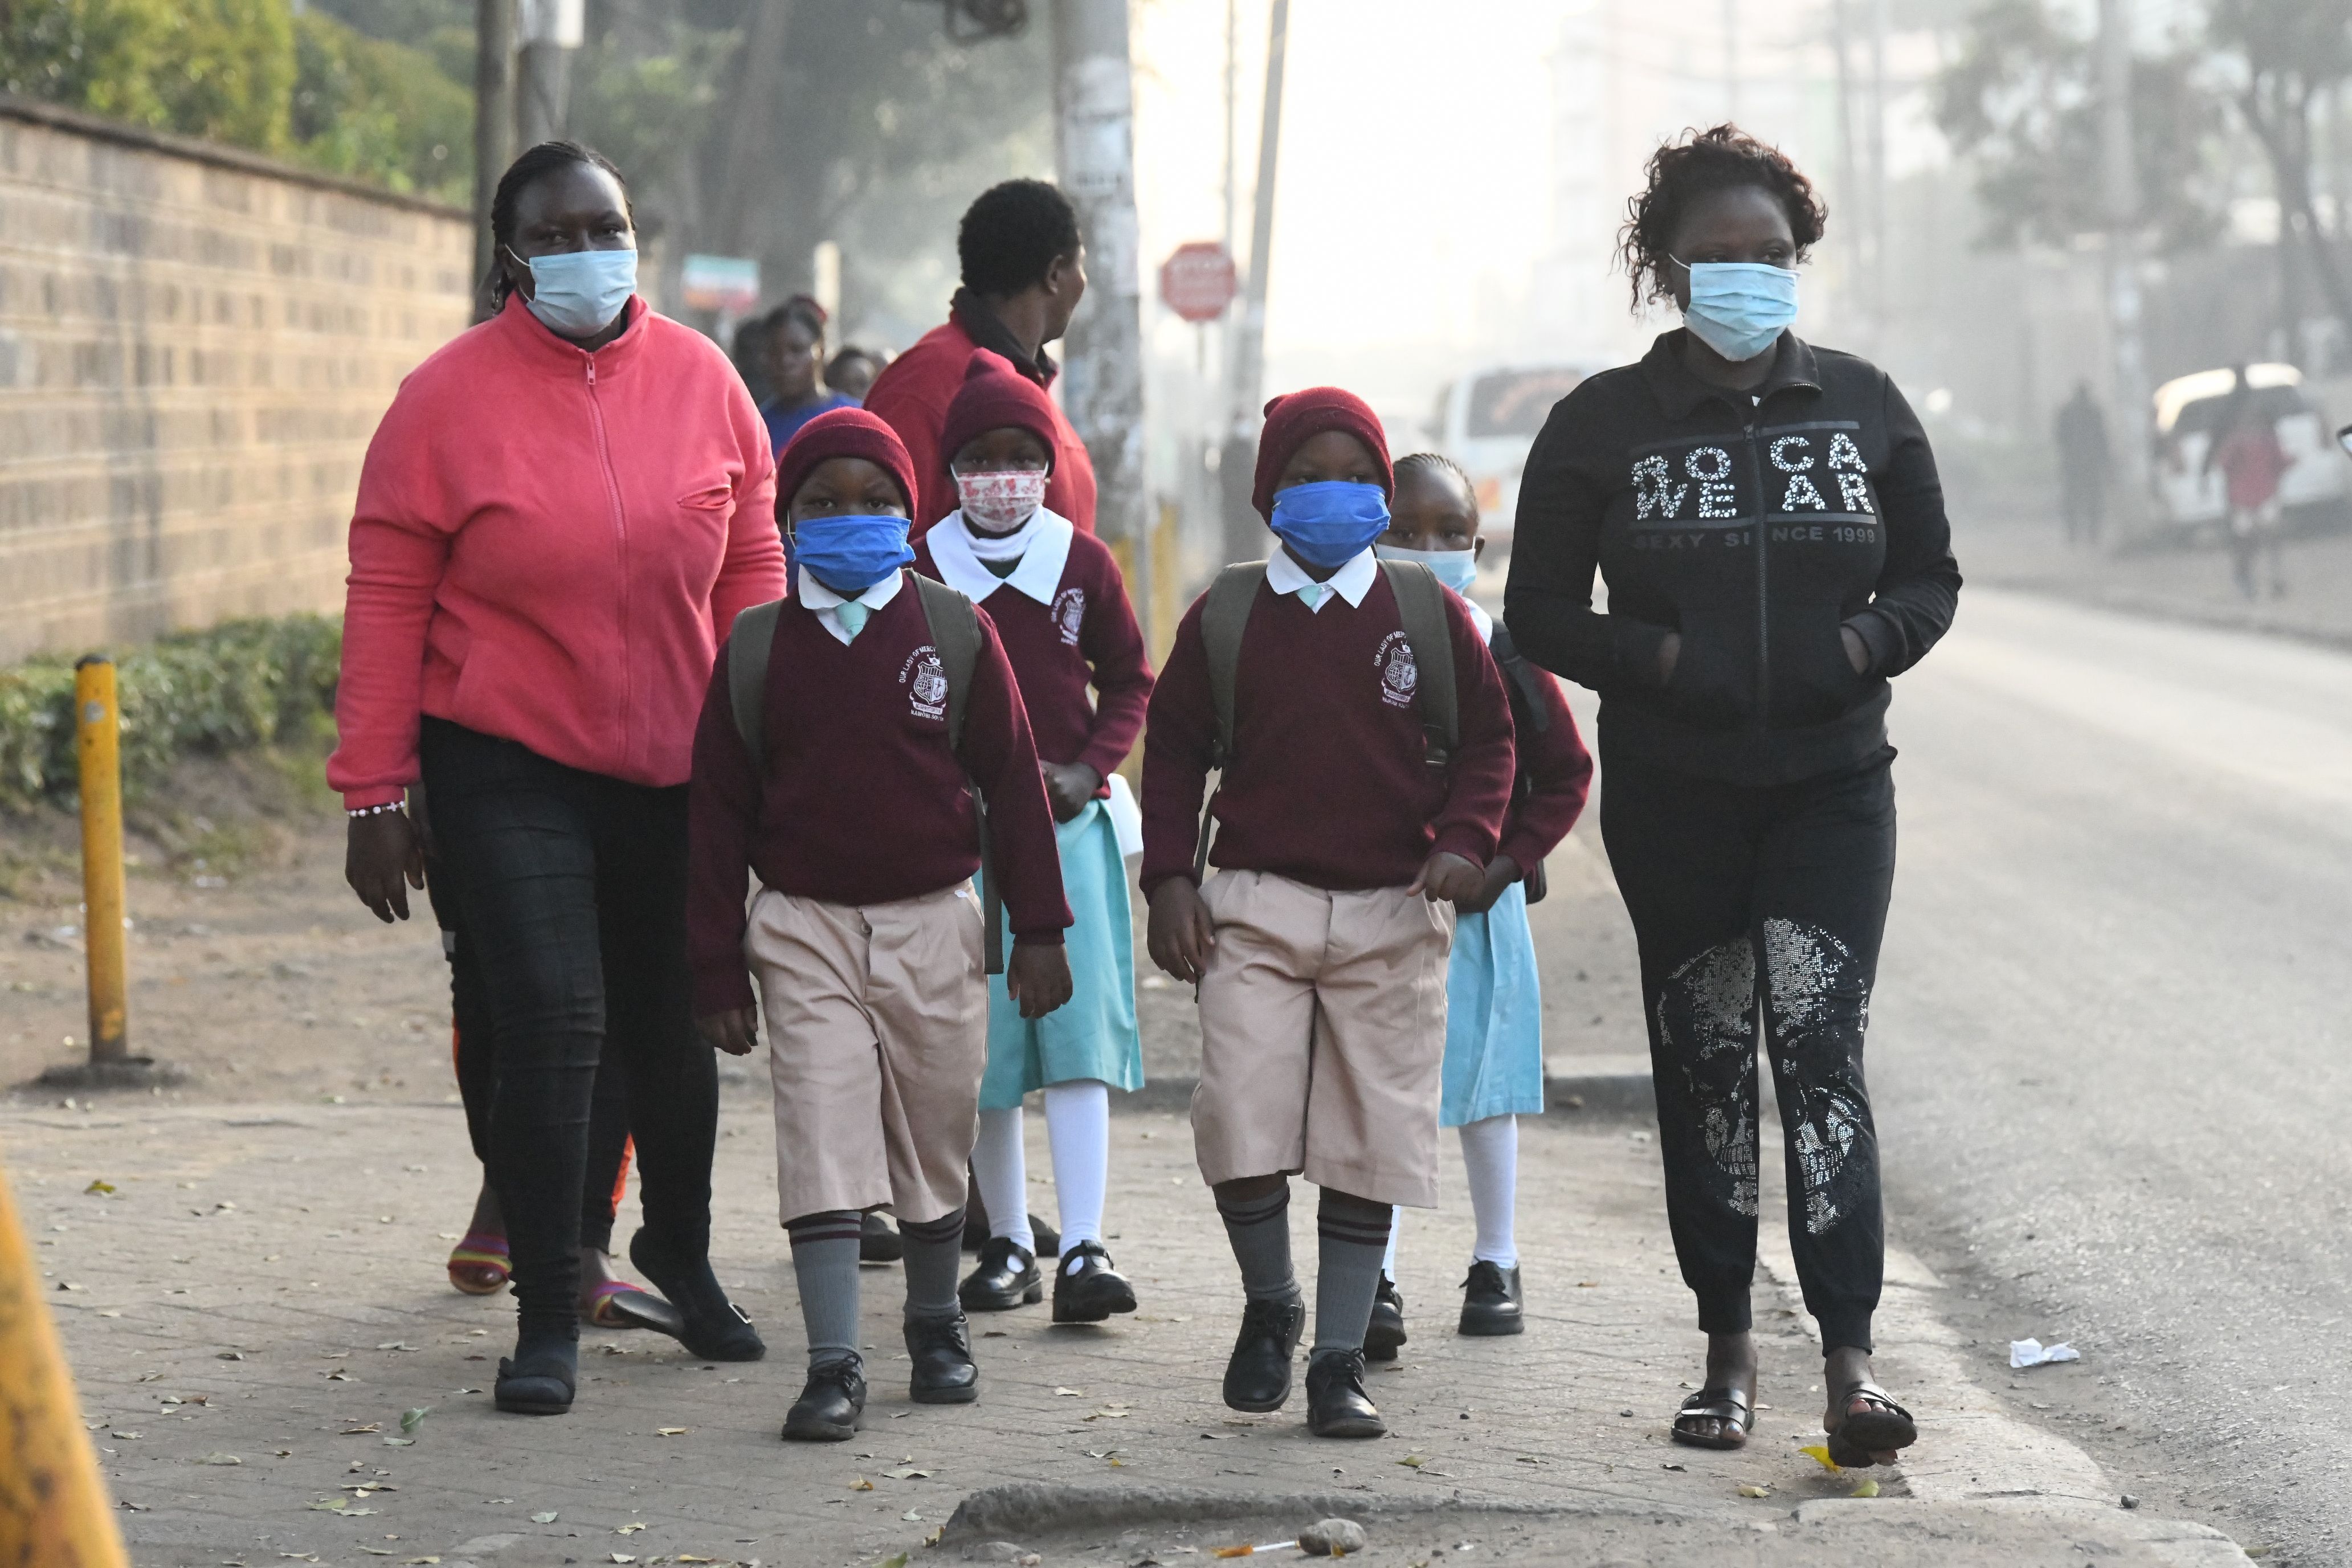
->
[[924, 507, 1076, 607], [1264, 542, 1377, 610]]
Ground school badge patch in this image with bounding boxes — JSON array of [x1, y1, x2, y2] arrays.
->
[[1375, 630, 1418, 709], [1053, 587, 1087, 647], [903, 645, 949, 720]]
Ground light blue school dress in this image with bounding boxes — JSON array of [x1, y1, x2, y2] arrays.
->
[[978, 796, 1144, 1108]]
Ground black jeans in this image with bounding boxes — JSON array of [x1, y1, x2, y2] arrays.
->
[[419, 718, 717, 1337], [1599, 746, 1896, 1353]]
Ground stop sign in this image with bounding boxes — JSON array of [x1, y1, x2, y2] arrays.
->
[[1159, 241, 1238, 323]]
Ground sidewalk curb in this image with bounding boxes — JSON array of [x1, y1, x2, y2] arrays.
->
[[1111, 1056, 1656, 1120], [940, 1481, 1665, 1543]]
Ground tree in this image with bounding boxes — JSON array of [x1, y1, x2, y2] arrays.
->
[[2207, 0, 2352, 342]]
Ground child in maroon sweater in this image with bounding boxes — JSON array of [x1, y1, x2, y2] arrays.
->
[[912, 351, 1155, 1325], [1140, 388, 1517, 1439], [688, 408, 1072, 1442]]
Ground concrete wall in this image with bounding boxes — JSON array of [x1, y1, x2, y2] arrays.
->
[[0, 96, 473, 663]]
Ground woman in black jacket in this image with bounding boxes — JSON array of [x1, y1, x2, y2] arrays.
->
[[1504, 126, 1959, 1465]]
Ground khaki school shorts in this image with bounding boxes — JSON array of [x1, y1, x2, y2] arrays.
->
[[1190, 869, 1455, 1207]]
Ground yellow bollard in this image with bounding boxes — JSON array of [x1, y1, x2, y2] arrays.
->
[[74, 657, 129, 1065], [0, 1150, 130, 1566]]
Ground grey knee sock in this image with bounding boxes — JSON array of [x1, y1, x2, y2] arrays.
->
[[898, 1208, 966, 1322], [1312, 1190, 1393, 1358], [786, 1211, 863, 1373], [1215, 1183, 1300, 1304]]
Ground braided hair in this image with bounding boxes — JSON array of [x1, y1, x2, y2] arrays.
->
[[1618, 124, 1825, 313], [484, 140, 634, 310], [1394, 451, 1477, 516]]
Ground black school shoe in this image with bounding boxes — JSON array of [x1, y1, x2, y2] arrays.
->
[[961, 1199, 1059, 1259], [905, 1312, 979, 1403], [493, 1333, 577, 1416], [1052, 1241, 1138, 1324], [860, 1212, 903, 1264], [1365, 1273, 1407, 1362], [1457, 1260, 1525, 1337], [958, 1236, 1042, 1310], [781, 1359, 866, 1442], [1222, 1295, 1305, 1412], [1305, 1348, 1386, 1438], [627, 1230, 766, 1362]]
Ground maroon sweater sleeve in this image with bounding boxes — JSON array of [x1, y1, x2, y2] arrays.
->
[[1432, 596, 1518, 867], [965, 610, 1075, 942], [1076, 546, 1154, 783], [686, 639, 762, 1017], [1138, 597, 1214, 899], [1498, 669, 1592, 873]]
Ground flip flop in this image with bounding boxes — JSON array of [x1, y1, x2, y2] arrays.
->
[[447, 1232, 511, 1296], [1825, 1380, 1918, 1468], [1670, 1385, 1754, 1450], [582, 1279, 685, 1336]]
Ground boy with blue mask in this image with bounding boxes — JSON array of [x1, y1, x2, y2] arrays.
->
[[1367, 454, 1592, 1355], [1140, 389, 1518, 1439], [687, 408, 1074, 1442]]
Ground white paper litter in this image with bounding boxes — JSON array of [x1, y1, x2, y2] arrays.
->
[[2010, 1337, 2081, 1368]]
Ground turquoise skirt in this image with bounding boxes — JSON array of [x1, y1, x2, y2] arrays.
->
[[978, 799, 1144, 1109], [1439, 879, 1545, 1126]]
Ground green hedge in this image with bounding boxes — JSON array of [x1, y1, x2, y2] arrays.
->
[[0, 615, 342, 810]]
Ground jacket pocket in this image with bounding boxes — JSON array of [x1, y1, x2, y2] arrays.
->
[[1774, 620, 1868, 727], [1663, 628, 1750, 730]]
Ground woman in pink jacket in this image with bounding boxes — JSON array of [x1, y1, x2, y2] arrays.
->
[[330, 142, 786, 1416]]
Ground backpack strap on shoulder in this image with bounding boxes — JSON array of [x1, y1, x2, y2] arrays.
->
[[909, 575, 1002, 977], [1487, 622, 1552, 734], [1379, 560, 1458, 769], [727, 600, 785, 762], [1199, 562, 1266, 770]]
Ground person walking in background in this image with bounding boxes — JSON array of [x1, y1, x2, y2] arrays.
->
[[333, 140, 783, 1417], [2207, 371, 2290, 601], [863, 179, 1096, 536], [2054, 381, 2110, 548], [827, 345, 887, 402], [1367, 453, 1591, 1356], [760, 295, 858, 457], [1505, 125, 1960, 1468], [910, 352, 1154, 1325]]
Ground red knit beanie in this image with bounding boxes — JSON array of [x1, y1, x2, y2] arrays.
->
[[775, 407, 919, 518], [1251, 386, 1394, 520], [937, 349, 1060, 479]]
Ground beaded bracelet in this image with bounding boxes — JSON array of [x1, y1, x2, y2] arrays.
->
[[346, 801, 406, 819]]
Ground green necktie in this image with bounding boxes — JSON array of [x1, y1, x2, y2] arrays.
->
[[1296, 583, 1330, 610], [836, 600, 871, 641]]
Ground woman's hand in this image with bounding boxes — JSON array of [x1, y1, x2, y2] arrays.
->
[[1040, 761, 1102, 824], [1146, 879, 1216, 984], [1841, 624, 1869, 675], [1656, 631, 1681, 685], [696, 1007, 760, 1056], [346, 810, 425, 923], [1455, 855, 1523, 915], [1410, 851, 1487, 905], [1006, 939, 1074, 1019]]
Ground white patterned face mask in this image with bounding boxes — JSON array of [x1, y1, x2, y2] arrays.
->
[[956, 468, 1048, 533]]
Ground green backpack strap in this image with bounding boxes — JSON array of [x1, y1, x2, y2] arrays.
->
[[726, 599, 786, 762], [910, 575, 1002, 976], [1193, 562, 1267, 882], [1379, 560, 1459, 767]]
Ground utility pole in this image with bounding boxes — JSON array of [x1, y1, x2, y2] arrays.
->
[[516, 0, 582, 146], [1723, 0, 1738, 124], [1052, 0, 1150, 633], [473, 0, 517, 322], [1831, 0, 1865, 351], [1223, 0, 1289, 564], [2098, 0, 2149, 533]]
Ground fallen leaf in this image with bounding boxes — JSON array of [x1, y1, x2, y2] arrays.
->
[[380, 1436, 414, 1447], [403, 1559, 441, 1566], [656, 1426, 688, 1436], [1662, 1462, 1687, 1472], [1737, 1484, 1771, 1498], [615, 1522, 647, 1534], [530, 1510, 559, 1524], [340, 1424, 382, 1435], [880, 1555, 911, 1568], [610, 1557, 636, 1566], [325, 1370, 353, 1382], [882, 1467, 928, 1479], [925, 1526, 945, 1547], [901, 1508, 923, 1521], [1850, 1477, 1880, 1498], [1054, 1387, 1085, 1396], [196, 1453, 242, 1465], [1398, 1454, 1426, 1468], [399, 1406, 430, 1435], [111, 1431, 140, 1440], [85, 1180, 115, 1195], [217, 1351, 245, 1361], [850, 1478, 873, 1491], [376, 1342, 416, 1353], [1798, 1444, 1843, 1474]]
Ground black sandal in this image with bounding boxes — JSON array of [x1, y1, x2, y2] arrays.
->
[[1825, 1380, 1917, 1468], [1669, 1385, 1754, 1450]]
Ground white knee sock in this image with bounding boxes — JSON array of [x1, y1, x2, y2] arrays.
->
[[1042, 1079, 1110, 1263], [1382, 1206, 1402, 1279], [970, 1106, 1034, 1255], [1458, 1114, 1519, 1268]]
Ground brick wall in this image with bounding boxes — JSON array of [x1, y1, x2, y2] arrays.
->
[[0, 97, 473, 663]]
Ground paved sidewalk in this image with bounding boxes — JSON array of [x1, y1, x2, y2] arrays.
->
[[6, 1088, 2245, 1568]]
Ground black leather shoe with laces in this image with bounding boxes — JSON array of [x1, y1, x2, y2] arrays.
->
[[781, 1359, 866, 1441], [957, 1236, 1042, 1310], [905, 1312, 980, 1404], [1457, 1260, 1524, 1337], [1221, 1294, 1305, 1412], [1305, 1348, 1386, 1438], [1051, 1240, 1138, 1324], [1365, 1273, 1407, 1362]]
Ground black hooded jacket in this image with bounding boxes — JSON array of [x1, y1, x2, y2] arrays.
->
[[1503, 330, 1961, 785]]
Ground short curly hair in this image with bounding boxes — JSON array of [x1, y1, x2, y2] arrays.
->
[[1618, 125, 1827, 312], [958, 179, 1083, 297]]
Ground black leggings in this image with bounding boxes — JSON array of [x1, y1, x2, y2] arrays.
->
[[1599, 746, 1896, 1354], [419, 718, 718, 1337]]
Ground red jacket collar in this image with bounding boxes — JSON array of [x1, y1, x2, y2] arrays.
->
[[495, 292, 651, 377]]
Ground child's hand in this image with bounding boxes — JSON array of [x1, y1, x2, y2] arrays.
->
[[1146, 880, 1216, 984], [1453, 855, 1523, 915], [1041, 761, 1103, 824], [1006, 939, 1074, 1018], [696, 1007, 760, 1056], [1409, 851, 1486, 905]]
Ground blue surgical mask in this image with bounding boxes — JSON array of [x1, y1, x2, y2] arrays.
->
[[1268, 481, 1390, 570], [1677, 259, 1797, 363], [791, 513, 912, 597], [1374, 542, 1479, 594], [512, 245, 638, 338]]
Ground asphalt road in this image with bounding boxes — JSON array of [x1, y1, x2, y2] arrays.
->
[[1865, 586, 2352, 1563]]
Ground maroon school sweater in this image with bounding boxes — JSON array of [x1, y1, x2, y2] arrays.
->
[[687, 574, 1072, 1016], [1140, 571, 1516, 897], [910, 528, 1153, 788], [1498, 658, 1594, 874]]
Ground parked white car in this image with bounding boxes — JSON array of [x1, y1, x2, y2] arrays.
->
[[1431, 365, 1592, 548], [2151, 364, 2351, 538]]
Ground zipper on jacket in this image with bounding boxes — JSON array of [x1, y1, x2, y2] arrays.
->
[[585, 357, 634, 769], [1743, 418, 1769, 728]]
